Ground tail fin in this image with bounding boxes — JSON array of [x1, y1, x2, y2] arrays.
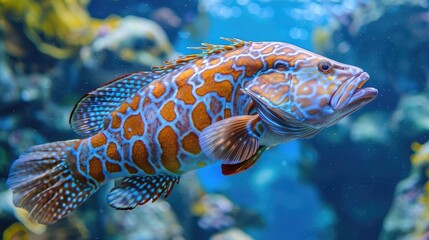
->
[[7, 140, 95, 225]]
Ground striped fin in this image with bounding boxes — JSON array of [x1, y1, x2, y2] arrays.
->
[[69, 72, 161, 138], [199, 115, 265, 164], [7, 140, 95, 224], [107, 176, 180, 210]]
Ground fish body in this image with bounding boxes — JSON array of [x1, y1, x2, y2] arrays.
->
[[7, 38, 378, 224]]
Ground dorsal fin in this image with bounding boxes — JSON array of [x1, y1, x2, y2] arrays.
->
[[69, 71, 161, 137], [151, 37, 248, 73], [70, 38, 248, 137]]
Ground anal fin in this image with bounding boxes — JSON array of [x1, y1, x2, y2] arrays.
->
[[107, 175, 180, 210]]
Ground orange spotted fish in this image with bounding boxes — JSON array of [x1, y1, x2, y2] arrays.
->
[[7, 38, 378, 224]]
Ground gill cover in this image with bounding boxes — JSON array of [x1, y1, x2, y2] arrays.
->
[[243, 71, 321, 138]]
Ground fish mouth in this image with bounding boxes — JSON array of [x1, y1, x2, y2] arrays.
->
[[330, 72, 378, 111]]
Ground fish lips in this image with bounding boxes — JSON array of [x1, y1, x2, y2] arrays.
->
[[330, 72, 378, 112]]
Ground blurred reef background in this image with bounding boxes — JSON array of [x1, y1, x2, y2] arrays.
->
[[0, 0, 429, 239]]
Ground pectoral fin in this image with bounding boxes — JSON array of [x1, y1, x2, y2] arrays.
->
[[199, 115, 265, 164], [222, 146, 268, 175]]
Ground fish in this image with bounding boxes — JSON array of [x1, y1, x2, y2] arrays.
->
[[7, 38, 378, 224]]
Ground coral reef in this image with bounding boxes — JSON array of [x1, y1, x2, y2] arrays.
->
[[0, 0, 117, 60], [105, 200, 184, 240], [87, 0, 207, 43], [209, 228, 253, 240], [79, 15, 175, 86], [0, 191, 88, 240], [380, 140, 429, 240], [391, 95, 429, 137], [0, 1, 196, 239]]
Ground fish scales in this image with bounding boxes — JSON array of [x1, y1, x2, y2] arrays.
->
[[7, 39, 378, 224], [77, 42, 288, 180]]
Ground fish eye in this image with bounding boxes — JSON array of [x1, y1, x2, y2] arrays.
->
[[318, 61, 332, 74]]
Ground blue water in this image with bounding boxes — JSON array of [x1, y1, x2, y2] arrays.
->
[[1, 0, 428, 239]]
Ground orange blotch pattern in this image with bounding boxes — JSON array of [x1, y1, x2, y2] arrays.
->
[[291, 76, 299, 85], [181, 132, 201, 155], [192, 102, 212, 131], [249, 72, 290, 106], [196, 80, 233, 102], [89, 157, 105, 182], [132, 140, 155, 174], [297, 98, 312, 108], [308, 109, 322, 116], [237, 56, 264, 77], [224, 48, 242, 59], [107, 142, 121, 161], [263, 54, 280, 69], [90, 133, 107, 148], [129, 95, 141, 111], [123, 114, 144, 140], [116, 102, 128, 114], [192, 59, 203, 68], [209, 57, 221, 66], [152, 81, 166, 98], [124, 163, 138, 174], [294, 53, 315, 68], [176, 68, 195, 87], [261, 45, 275, 55], [106, 162, 122, 173], [319, 98, 329, 107], [176, 83, 196, 105], [160, 101, 176, 122], [223, 108, 231, 118], [110, 113, 122, 129], [158, 126, 181, 173], [199, 60, 237, 99]]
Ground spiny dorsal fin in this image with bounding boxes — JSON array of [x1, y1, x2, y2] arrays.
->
[[69, 71, 162, 137], [151, 37, 248, 73]]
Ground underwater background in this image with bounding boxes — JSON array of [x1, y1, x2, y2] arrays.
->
[[0, 0, 429, 239]]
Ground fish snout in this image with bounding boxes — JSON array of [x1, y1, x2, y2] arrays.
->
[[330, 72, 377, 111]]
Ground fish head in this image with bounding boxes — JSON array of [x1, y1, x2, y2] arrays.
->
[[244, 43, 378, 136]]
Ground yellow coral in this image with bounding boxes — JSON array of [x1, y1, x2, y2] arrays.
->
[[14, 208, 47, 235], [2, 222, 29, 240], [410, 140, 429, 236], [0, 0, 120, 59], [410, 141, 429, 166], [412, 142, 422, 152]]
